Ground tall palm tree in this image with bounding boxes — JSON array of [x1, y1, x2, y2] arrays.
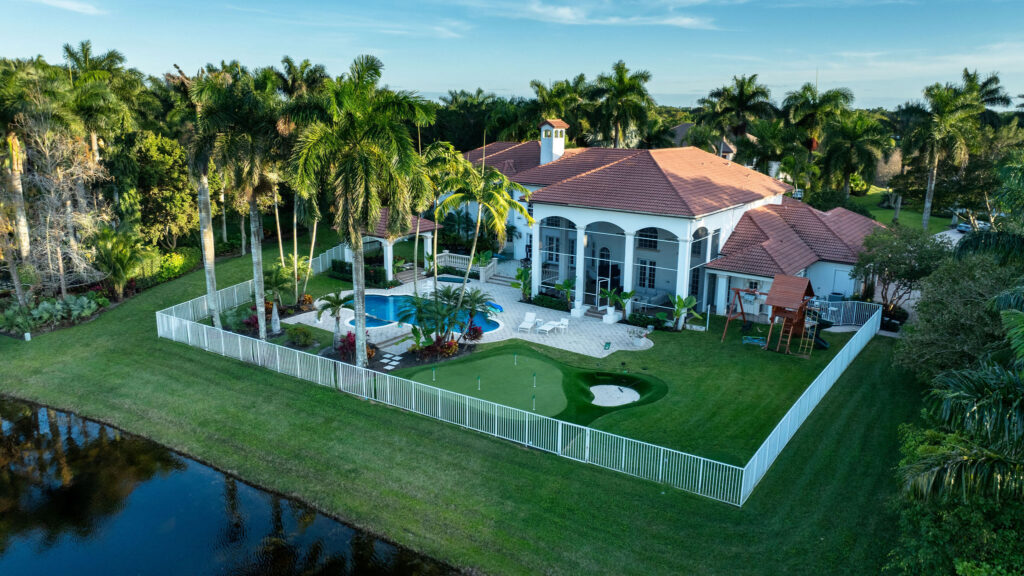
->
[[62, 41, 138, 165], [696, 74, 776, 143], [422, 141, 469, 292], [195, 65, 284, 340], [904, 82, 983, 230], [169, 65, 223, 329], [437, 163, 531, 310], [0, 198, 27, 306], [961, 68, 1011, 128], [293, 55, 430, 368], [592, 61, 654, 148], [0, 57, 45, 259], [819, 111, 892, 200], [782, 82, 854, 152]]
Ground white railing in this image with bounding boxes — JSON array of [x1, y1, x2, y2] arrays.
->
[[156, 255, 881, 507], [739, 304, 882, 503], [811, 299, 879, 327], [436, 252, 496, 283]]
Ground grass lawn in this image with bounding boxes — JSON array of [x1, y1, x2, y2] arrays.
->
[[410, 321, 851, 466], [849, 186, 950, 235], [0, 239, 922, 575]]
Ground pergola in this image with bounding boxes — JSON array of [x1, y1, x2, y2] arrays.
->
[[352, 209, 442, 282]]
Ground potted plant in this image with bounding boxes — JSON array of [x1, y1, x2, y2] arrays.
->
[[599, 288, 635, 323], [672, 295, 703, 331]]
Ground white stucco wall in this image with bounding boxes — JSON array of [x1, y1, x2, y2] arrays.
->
[[806, 262, 857, 298]]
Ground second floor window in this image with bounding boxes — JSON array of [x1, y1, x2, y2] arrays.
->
[[637, 228, 658, 250]]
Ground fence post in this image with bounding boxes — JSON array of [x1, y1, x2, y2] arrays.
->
[[698, 459, 705, 494], [557, 423, 562, 456], [585, 429, 591, 462], [658, 447, 664, 483]]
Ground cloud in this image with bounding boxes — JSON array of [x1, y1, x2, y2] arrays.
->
[[28, 0, 103, 15], [490, 1, 718, 29]]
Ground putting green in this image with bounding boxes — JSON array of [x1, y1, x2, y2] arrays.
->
[[396, 345, 667, 424]]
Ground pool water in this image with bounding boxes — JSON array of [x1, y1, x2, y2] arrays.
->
[[436, 276, 465, 283], [348, 295, 501, 332]]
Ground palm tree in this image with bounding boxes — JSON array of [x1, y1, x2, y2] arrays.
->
[[456, 287, 494, 342], [62, 41, 139, 165], [904, 82, 983, 231], [0, 57, 45, 259], [422, 141, 469, 292], [293, 55, 430, 368], [960, 68, 1011, 127], [168, 65, 223, 329], [734, 118, 796, 174], [195, 65, 284, 340], [782, 82, 853, 152], [696, 74, 776, 143], [90, 225, 144, 301], [592, 61, 654, 148], [437, 163, 531, 310], [0, 198, 27, 306], [636, 117, 677, 149], [316, 291, 349, 349], [819, 111, 892, 201]]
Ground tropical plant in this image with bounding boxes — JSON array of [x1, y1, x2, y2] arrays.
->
[[437, 163, 531, 311], [734, 118, 797, 174], [315, 291, 349, 349], [554, 277, 576, 310], [671, 294, 702, 329], [90, 226, 145, 300], [819, 110, 892, 200], [263, 263, 294, 308], [696, 74, 776, 142], [293, 55, 430, 367], [600, 287, 635, 313], [903, 82, 984, 231], [591, 60, 654, 148], [513, 266, 531, 300], [782, 82, 854, 152]]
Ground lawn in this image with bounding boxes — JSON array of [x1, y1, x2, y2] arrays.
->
[[405, 322, 851, 466], [849, 186, 950, 235], [0, 240, 922, 575]]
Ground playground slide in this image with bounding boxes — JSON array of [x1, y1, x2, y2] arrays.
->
[[813, 336, 830, 350]]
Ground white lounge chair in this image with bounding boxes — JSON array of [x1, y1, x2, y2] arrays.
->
[[518, 312, 537, 333], [555, 317, 569, 334], [536, 320, 559, 335]]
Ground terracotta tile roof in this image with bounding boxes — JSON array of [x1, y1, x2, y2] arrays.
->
[[528, 147, 790, 218], [540, 118, 570, 129], [511, 147, 638, 186], [364, 208, 441, 239], [764, 275, 815, 308], [707, 199, 882, 278], [462, 141, 540, 177]]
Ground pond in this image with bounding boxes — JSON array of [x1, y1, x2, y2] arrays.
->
[[0, 397, 455, 575]]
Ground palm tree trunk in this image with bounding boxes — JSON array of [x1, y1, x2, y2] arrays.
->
[[842, 173, 852, 202], [90, 132, 100, 164], [615, 122, 622, 148], [198, 171, 222, 329], [922, 159, 938, 232], [302, 218, 318, 297], [292, 199, 298, 305], [249, 198, 267, 340], [333, 313, 342, 349], [273, 197, 285, 266], [349, 223, 368, 368], [55, 241, 68, 300], [220, 190, 227, 243], [7, 134, 31, 260], [64, 199, 78, 252], [456, 205, 483, 312], [239, 211, 247, 256], [893, 193, 902, 223], [432, 217, 439, 293], [412, 218, 421, 295], [3, 243, 26, 307]]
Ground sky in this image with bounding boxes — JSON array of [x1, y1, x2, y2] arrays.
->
[[4, 0, 1024, 109]]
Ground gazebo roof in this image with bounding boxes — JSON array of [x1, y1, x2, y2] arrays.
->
[[363, 208, 442, 240]]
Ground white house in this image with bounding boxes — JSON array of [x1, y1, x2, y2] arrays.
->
[[461, 119, 880, 319]]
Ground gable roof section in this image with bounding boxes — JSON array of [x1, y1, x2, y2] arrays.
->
[[511, 147, 638, 186], [528, 147, 790, 218], [539, 118, 569, 129], [765, 275, 815, 308], [707, 199, 882, 278], [462, 141, 541, 177], [364, 208, 441, 240]]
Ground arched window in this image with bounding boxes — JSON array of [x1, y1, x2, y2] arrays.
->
[[637, 227, 658, 250]]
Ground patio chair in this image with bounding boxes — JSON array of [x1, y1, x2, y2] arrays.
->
[[536, 320, 560, 335], [518, 312, 537, 333], [556, 317, 570, 334]]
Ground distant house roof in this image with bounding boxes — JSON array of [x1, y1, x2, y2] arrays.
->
[[364, 208, 441, 240], [764, 274, 815, 309], [540, 118, 570, 129], [707, 197, 882, 278], [670, 122, 693, 146]]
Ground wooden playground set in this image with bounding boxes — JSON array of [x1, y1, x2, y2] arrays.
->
[[720, 275, 832, 359]]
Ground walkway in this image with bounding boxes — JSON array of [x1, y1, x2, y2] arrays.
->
[[282, 276, 653, 359]]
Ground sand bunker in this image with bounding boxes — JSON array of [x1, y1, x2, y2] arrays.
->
[[590, 385, 640, 407]]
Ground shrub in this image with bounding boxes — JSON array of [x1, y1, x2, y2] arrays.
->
[[157, 247, 202, 282], [328, 260, 395, 288], [285, 324, 316, 348], [463, 325, 483, 342], [530, 294, 569, 312]]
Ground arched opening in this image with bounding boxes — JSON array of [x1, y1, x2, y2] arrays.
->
[[537, 216, 578, 300], [690, 227, 711, 310], [583, 222, 625, 307], [631, 227, 680, 318]]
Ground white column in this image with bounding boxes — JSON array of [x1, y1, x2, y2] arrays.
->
[[715, 273, 729, 315], [676, 237, 691, 301], [384, 239, 395, 282], [557, 229, 569, 285], [423, 233, 433, 257], [574, 227, 586, 312], [530, 221, 541, 297], [622, 232, 635, 314]]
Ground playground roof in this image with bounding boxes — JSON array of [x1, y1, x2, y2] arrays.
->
[[764, 275, 814, 309]]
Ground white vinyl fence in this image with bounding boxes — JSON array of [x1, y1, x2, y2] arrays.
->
[[436, 251, 497, 283], [157, 274, 880, 506]]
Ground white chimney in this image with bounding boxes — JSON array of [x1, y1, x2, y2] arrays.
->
[[539, 119, 567, 165]]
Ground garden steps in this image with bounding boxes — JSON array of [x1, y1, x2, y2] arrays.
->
[[487, 274, 518, 287]]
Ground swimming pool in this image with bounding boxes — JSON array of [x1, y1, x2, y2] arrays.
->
[[347, 295, 501, 332], [436, 275, 465, 283]]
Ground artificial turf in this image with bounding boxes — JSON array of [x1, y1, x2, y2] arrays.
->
[[0, 234, 922, 575]]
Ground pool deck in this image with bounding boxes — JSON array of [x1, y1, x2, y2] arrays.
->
[[282, 277, 654, 359]]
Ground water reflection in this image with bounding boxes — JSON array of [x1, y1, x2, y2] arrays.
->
[[0, 398, 455, 575]]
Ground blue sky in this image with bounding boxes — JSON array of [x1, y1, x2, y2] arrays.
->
[[4, 0, 1024, 109]]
